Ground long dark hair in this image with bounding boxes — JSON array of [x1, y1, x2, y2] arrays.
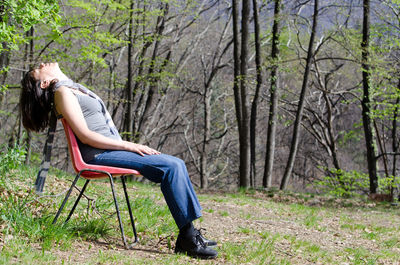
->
[[20, 71, 58, 132]]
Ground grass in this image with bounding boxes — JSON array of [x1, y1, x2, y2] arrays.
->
[[1, 165, 400, 264]]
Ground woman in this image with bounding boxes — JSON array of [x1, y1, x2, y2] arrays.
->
[[20, 62, 217, 259]]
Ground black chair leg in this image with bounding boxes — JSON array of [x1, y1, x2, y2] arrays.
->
[[65, 179, 90, 223], [121, 175, 139, 245], [53, 173, 81, 224], [108, 174, 129, 249]]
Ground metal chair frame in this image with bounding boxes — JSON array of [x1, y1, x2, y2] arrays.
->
[[53, 118, 140, 249]]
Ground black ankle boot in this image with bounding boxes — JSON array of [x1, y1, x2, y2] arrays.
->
[[175, 229, 218, 259]]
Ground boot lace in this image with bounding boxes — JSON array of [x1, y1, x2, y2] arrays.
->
[[194, 229, 206, 247]]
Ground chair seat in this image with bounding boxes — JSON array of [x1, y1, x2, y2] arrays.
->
[[79, 164, 140, 179]]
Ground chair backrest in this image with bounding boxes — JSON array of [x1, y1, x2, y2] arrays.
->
[[61, 118, 90, 174], [60, 118, 140, 178]]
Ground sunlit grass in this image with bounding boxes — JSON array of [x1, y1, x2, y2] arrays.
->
[[221, 238, 287, 264], [218, 210, 229, 217], [383, 237, 399, 248]]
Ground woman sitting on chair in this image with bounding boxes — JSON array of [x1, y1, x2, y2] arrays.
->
[[19, 62, 217, 259]]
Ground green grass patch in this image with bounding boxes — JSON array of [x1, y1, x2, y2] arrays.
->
[[383, 237, 399, 248], [304, 210, 322, 228], [222, 237, 288, 264], [0, 187, 74, 251], [238, 226, 251, 234], [283, 234, 331, 263], [218, 210, 229, 217], [71, 217, 112, 241], [342, 247, 382, 265]]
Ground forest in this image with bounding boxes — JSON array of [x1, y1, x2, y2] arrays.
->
[[1, 0, 400, 200]]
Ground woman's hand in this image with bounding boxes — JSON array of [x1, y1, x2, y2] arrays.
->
[[125, 142, 161, 156]]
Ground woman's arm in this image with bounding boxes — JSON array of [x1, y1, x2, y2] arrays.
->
[[54, 86, 159, 156]]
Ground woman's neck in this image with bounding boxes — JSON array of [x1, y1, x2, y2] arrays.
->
[[55, 72, 70, 81]]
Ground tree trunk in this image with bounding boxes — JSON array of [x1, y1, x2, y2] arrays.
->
[[263, 0, 281, 188], [238, 0, 251, 188], [361, 0, 378, 194], [280, 0, 319, 190], [249, 0, 263, 187], [324, 92, 341, 170], [232, 0, 244, 186], [232, 0, 242, 130], [200, 85, 211, 189], [232, 0, 251, 188]]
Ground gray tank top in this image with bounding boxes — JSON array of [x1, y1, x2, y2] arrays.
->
[[74, 93, 120, 162]]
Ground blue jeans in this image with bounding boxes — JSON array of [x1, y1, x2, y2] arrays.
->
[[88, 151, 202, 229]]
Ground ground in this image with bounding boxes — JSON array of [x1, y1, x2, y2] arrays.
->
[[1, 170, 400, 264]]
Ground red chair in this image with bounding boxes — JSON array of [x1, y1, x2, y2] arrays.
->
[[53, 118, 141, 249]]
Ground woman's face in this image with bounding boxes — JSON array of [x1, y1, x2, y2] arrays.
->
[[31, 63, 61, 89]]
